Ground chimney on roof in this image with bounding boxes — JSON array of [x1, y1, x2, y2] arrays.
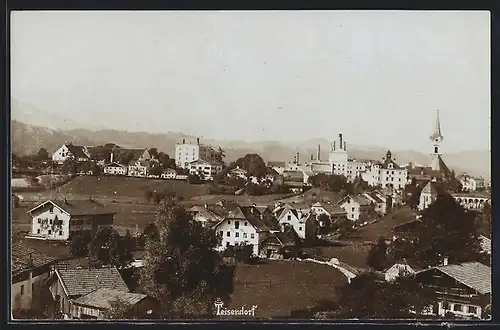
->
[[64, 197, 67, 204], [310, 154, 313, 161], [296, 152, 300, 165], [344, 142, 347, 151], [317, 145, 321, 161], [110, 151, 113, 163], [197, 138, 200, 145], [443, 256, 449, 266], [339, 134, 343, 150], [182, 138, 185, 144], [333, 141, 336, 151]]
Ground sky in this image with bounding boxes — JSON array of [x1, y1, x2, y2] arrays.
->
[[11, 10, 490, 153]]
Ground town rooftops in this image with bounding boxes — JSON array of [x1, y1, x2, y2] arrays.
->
[[73, 288, 147, 309], [312, 202, 346, 215], [187, 205, 221, 223], [27, 199, 115, 217], [421, 262, 491, 295], [190, 158, 223, 167], [55, 266, 129, 297], [12, 241, 58, 275], [338, 194, 372, 207], [268, 161, 286, 168], [420, 181, 448, 196], [215, 206, 270, 232], [65, 144, 90, 159]]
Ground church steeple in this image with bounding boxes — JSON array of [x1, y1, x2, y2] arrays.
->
[[429, 109, 444, 149]]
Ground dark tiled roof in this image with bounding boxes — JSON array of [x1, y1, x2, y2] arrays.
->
[[433, 262, 491, 294], [73, 288, 146, 309], [283, 171, 304, 182], [113, 148, 148, 162], [12, 241, 58, 274], [187, 205, 221, 223], [105, 162, 127, 168], [239, 206, 270, 232], [339, 194, 372, 206], [268, 161, 286, 168], [28, 199, 115, 216], [283, 181, 305, 188], [314, 202, 346, 215], [421, 181, 447, 196], [56, 266, 129, 297], [65, 144, 89, 159]]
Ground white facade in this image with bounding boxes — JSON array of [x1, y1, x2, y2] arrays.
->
[[161, 169, 177, 179], [361, 161, 408, 191], [214, 219, 261, 256], [338, 195, 371, 222], [436, 300, 482, 319], [277, 208, 307, 239], [128, 161, 149, 177], [52, 144, 90, 164], [103, 163, 128, 176], [384, 263, 416, 282], [189, 159, 222, 180], [29, 203, 71, 240], [175, 143, 200, 169], [328, 134, 368, 182], [459, 174, 477, 192]]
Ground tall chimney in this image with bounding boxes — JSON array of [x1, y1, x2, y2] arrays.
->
[[333, 141, 336, 151], [310, 154, 313, 161], [296, 152, 300, 164], [182, 138, 185, 144], [197, 138, 200, 145], [339, 134, 343, 150], [110, 151, 113, 163], [317, 145, 321, 161], [344, 142, 347, 151]]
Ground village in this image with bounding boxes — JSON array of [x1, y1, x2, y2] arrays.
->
[[10, 110, 492, 320]]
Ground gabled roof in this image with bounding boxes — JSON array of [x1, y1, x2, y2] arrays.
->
[[420, 181, 447, 196], [187, 205, 221, 223], [113, 148, 149, 162], [162, 168, 177, 174], [312, 202, 346, 215], [229, 167, 248, 174], [282, 170, 304, 182], [128, 160, 151, 167], [190, 158, 223, 167], [65, 144, 90, 159], [214, 206, 270, 232], [55, 266, 129, 297], [73, 288, 147, 309], [363, 192, 384, 204], [268, 161, 286, 168], [12, 241, 58, 274], [27, 199, 115, 217], [338, 194, 372, 207], [420, 262, 491, 295], [105, 162, 126, 168], [384, 258, 421, 273], [432, 154, 452, 178]]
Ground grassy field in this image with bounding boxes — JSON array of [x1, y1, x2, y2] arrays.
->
[[229, 260, 347, 318], [357, 206, 416, 241], [315, 243, 371, 269]]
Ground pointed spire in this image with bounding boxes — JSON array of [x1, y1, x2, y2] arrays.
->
[[430, 109, 444, 142]]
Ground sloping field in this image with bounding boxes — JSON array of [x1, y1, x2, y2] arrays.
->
[[188, 194, 287, 206], [229, 260, 346, 318], [357, 206, 416, 241]]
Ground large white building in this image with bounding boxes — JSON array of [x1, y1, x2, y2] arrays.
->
[[52, 144, 91, 164], [361, 150, 408, 191], [328, 133, 368, 182], [175, 138, 224, 169]]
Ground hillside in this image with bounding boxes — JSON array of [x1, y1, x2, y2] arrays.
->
[[11, 120, 490, 179]]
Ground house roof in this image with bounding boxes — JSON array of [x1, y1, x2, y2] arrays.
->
[[430, 262, 491, 295], [407, 166, 444, 180], [268, 161, 286, 168], [312, 202, 346, 215], [215, 206, 270, 232], [190, 158, 223, 167], [162, 168, 176, 174], [65, 144, 89, 159], [384, 258, 421, 273], [421, 181, 447, 196], [105, 162, 126, 168], [113, 148, 148, 162], [380, 151, 402, 170], [282, 170, 304, 182], [229, 167, 248, 174], [128, 160, 151, 167], [27, 199, 115, 217], [55, 266, 129, 297], [479, 235, 491, 254], [338, 194, 372, 207], [12, 241, 58, 274], [283, 181, 305, 188], [187, 205, 221, 222], [73, 288, 146, 309], [364, 192, 384, 204], [451, 191, 491, 199]]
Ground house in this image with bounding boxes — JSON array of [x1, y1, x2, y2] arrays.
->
[[414, 261, 491, 319], [128, 160, 151, 178], [458, 173, 477, 192], [213, 206, 271, 256], [298, 166, 315, 184], [337, 194, 373, 221], [161, 168, 177, 180], [361, 150, 408, 191], [71, 288, 155, 320], [310, 202, 347, 226], [187, 205, 222, 227], [391, 218, 422, 241], [112, 148, 151, 165], [276, 204, 311, 239], [259, 228, 299, 260], [383, 259, 419, 282], [175, 138, 224, 169], [189, 159, 223, 181], [267, 161, 286, 175], [328, 133, 368, 182], [47, 266, 130, 318], [362, 191, 388, 215], [12, 241, 58, 311], [52, 144, 91, 164], [103, 162, 128, 176], [418, 181, 447, 211], [27, 199, 115, 241], [479, 235, 491, 255], [228, 166, 248, 180]]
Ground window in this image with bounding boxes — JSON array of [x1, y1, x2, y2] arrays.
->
[[37, 229, 40, 234], [442, 301, 449, 310], [351, 207, 355, 212], [235, 221, 240, 229], [38, 219, 41, 223], [287, 215, 291, 221], [251, 233, 255, 239], [226, 231, 230, 237], [59, 231, 63, 236], [49, 207, 54, 214], [244, 222, 247, 226], [453, 304, 463, 312], [468, 306, 477, 314], [48, 230, 52, 235], [226, 242, 230, 247], [235, 232, 239, 238], [49, 219, 53, 224], [219, 231, 223, 237], [299, 227, 303, 231], [228, 221, 231, 225], [244, 233, 247, 238], [21, 285, 24, 295]]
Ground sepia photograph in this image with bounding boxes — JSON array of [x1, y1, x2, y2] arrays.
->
[[10, 10, 491, 321]]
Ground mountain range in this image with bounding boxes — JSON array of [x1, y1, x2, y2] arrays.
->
[[10, 100, 490, 180]]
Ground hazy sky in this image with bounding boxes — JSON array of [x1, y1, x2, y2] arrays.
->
[[11, 11, 490, 153]]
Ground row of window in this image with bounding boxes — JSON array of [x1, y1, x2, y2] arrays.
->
[[441, 302, 477, 314], [36, 228, 63, 236], [20, 282, 37, 296], [220, 231, 255, 239], [227, 220, 248, 229]]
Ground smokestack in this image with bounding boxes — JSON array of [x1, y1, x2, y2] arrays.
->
[[317, 145, 321, 161], [182, 138, 185, 144], [296, 152, 300, 164], [310, 154, 313, 161], [110, 151, 113, 163], [197, 138, 200, 145], [344, 142, 347, 151], [339, 134, 343, 150], [334, 141, 336, 151]]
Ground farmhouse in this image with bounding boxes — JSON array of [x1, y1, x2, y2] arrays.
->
[[362, 191, 388, 215], [189, 159, 223, 180], [161, 168, 177, 179], [259, 228, 299, 260], [27, 199, 115, 241], [71, 288, 154, 320], [415, 261, 491, 319], [187, 205, 222, 227], [47, 266, 129, 318], [337, 194, 373, 221], [383, 258, 419, 282], [103, 162, 128, 176], [275, 204, 313, 240], [228, 166, 248, 180], [128, 160, 151, 178], [52, 144, 91, 164], [311, 202, 347, 225], [213, 206, 271, 256], [12, 241, 58, 311]]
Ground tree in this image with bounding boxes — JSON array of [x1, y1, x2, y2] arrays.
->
[[150, 163, 162, 176], [119, 151, 135, 166], [36, 148, 50, 161], [101, 298, 138, 320], [367, 237, 388, 271], [158, 152, 175, 169], [88, 227, 133, 270], [149, 148, 159, 160], [231, 242, 253, 263], [308, 173, 351, 193], [70, 234, 90, 257], [140, 199, 235, 318], [62, 158, 78, 175], [329, 272, 434, 319]]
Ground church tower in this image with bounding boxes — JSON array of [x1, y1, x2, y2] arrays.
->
[[429, 109, 444, 171]]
